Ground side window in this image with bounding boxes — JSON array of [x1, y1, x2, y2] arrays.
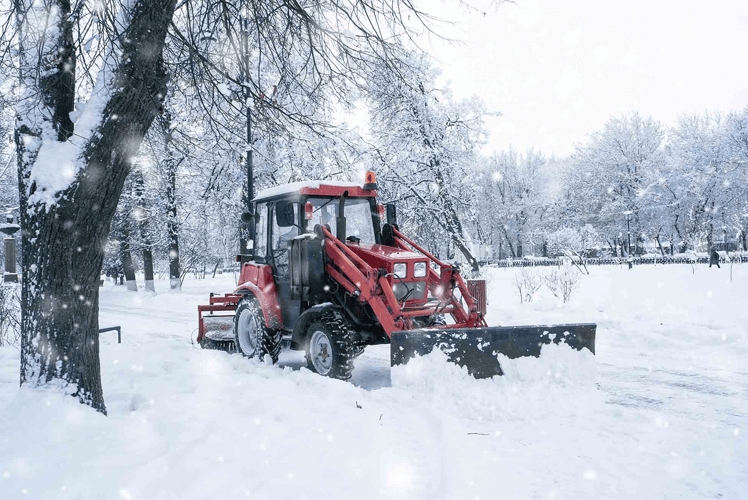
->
[[272, 202, 299, 251], [255, 203, 268, 260], [309, 199, 338, 238], [345, 199, 376, 243]]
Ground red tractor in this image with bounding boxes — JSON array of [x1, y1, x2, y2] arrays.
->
[[197, 173, 595, 380]]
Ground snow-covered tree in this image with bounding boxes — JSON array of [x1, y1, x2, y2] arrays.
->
[[477, 149, 549, 258], [563, 113, 666, 255], [9, 0, 178, 413], [666, 112, 736, 252], [546, 224, 599, 258], [367, 51, 490, 271], [721, 107, 748, 251]]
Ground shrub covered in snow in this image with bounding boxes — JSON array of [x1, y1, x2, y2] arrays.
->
[[546, 224, 599, 257], [514, 268, 543, 303], [543, 263, 583, 303]]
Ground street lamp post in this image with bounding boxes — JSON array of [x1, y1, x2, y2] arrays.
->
[[0, 215, 21, 282], [623, 211, 634, 269], [623, 211, 633, 256]]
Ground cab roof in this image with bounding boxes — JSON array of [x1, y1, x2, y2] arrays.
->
[[253, 180, 377, 202]]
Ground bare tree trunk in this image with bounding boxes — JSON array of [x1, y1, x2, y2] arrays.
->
[[166, 157, 181, 290], [655, 235, 665, 256], [15, 0, 178, 413], [500, 225, 516, 258], [120, 222, 138, 292], [142, 245, 155, 292], [134, 172, 155, 292], [607, 238, 617, 257]]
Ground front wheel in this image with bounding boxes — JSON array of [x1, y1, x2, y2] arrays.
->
[[305, 312, 354, 380], [234, 298, 282, 363]]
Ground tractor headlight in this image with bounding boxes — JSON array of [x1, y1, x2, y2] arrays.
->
[[393, 263, 407, 278], [414, 262, 427, 278]]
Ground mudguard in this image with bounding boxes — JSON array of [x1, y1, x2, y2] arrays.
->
[[235, 263, 283, 330]]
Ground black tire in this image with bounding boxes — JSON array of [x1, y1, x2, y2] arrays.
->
[[234, 297, 282, 363], [305, 311, 354, 380]]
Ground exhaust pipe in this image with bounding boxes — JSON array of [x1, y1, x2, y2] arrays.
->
[[337, 190, 348, 241]]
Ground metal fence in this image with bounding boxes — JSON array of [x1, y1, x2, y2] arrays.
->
[[486, 255, 748, 268]]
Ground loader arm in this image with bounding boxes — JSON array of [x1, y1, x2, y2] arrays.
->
[[320, 225, 407, 336], [320, 224, 491, 335]]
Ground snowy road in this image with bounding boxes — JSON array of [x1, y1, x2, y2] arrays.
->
[[1, 264, 746, 499]]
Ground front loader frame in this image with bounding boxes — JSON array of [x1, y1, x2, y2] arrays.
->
[[320, 224, 487, 338], [391, 227, 487, 329]]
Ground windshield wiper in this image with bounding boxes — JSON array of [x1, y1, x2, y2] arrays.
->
[[312, 198, 335, 214]]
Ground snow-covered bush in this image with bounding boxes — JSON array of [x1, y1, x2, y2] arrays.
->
[[514, 268, 542, 303], [546, 227, 578, 257], [543, 264, 583, 303], [0, 283, 20, 347], [546, 224, 598, 258]]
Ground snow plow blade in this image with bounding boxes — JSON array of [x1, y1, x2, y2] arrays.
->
[[390, 323, 596, 379]]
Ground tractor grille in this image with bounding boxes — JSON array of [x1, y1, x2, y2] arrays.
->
[[392, 281, 427, 302]]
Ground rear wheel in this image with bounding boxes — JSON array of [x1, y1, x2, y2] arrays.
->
[[305, 312, 354, 380], [234, 298, 282, 363]]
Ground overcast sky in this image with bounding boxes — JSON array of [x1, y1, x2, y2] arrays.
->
[[427, 0, 748, 157]]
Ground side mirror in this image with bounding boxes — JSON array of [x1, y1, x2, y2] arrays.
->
[[241, 211, 255, 224], [385, 203, 397, 226], [275, 201, 296, 227]]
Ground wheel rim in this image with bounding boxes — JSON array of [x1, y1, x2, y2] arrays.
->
[[310, 330, 333, 375], [237, 308, 257, 357]]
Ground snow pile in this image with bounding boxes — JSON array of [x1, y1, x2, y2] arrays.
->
[[1, 266, 746, 499], [391, 342, 604, 422]]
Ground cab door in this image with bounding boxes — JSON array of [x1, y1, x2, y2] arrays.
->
[[269, 200, 301, 330]]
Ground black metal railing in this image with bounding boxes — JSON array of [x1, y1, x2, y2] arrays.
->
[[99, 326, 122, 343], [485, 255, 748, 268]]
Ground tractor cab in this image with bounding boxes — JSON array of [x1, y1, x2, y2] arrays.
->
[[248, 180, 380, 280], [246, 176, 425, 332]]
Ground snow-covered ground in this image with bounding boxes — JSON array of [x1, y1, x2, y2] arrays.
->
[[1, 264, 746, 499]]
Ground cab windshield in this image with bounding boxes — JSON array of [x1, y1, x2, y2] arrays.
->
[[308, 197, 377, 243]]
